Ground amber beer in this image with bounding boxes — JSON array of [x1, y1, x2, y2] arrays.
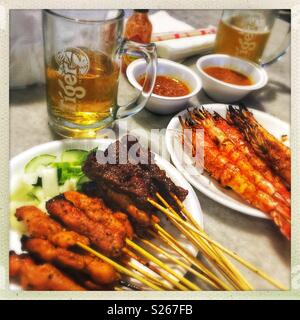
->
[[215, 14, 271, 63], [46, 48, 119, 126], [43, 10, 157, 138]]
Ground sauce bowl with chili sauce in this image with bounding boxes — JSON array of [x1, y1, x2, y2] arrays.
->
[[196, 54, 268, 103], [127, 58, 202, 114]]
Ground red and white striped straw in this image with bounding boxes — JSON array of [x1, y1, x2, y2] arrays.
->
[[151, 26, 217, 42]]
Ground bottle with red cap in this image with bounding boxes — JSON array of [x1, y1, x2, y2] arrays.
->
[[122, 9, 153, 73]]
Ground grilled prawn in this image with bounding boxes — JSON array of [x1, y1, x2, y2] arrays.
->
[[180, 115, 291, 240], [227, 105, 291, 187], [190, 108, 291, 213]]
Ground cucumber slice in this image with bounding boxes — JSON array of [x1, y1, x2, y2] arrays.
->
[[56, 163, 83, 185], [76, 175, 91, 190], [10, 179, 35, 202], [61, 149, 88, 164], [41, 167, 59, 198], [28, 186, 45, 202], [25, 154, 56, 173]]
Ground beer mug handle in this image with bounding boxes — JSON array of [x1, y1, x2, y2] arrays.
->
[[115, 40, 157, 119], [262, 10, 291, 66]]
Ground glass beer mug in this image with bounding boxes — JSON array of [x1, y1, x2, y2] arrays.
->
[[43, 10, 157, 138], [215, 10, 290, 65]]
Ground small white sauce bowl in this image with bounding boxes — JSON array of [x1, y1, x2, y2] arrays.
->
[[196, 54, 268, 103], [126, 58, 202, 115]]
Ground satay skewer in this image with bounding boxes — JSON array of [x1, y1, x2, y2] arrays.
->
[[76, 241, 164, 291], [125, 238, 200, 291], [122, 248, 175, 290], [124, 260, 174, 290], [154, 193, 253, 290], [149, 195, 287, 291]]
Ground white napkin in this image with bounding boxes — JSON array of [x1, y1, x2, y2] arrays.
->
[[150, 11, 216, 61], [10, 10, 44, 88], [149, 11, 194, 33]]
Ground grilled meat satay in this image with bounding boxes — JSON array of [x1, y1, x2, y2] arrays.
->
[[22, 237, 119, 285], [46, 195, 126, 257], [101, 185, 151, 227], [9, 251, 85, 291], [82, 136, 188, 223], [16, 206, 90, 248], [63, 191, 133, 239]]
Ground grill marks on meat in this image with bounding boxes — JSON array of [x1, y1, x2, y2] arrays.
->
[[9, 251, 85, 291], [46, 195, 126, 257], [82, 136, 188, 225], [21, 237, 119, 285], [15, 205, 120, 287], [101, 186, 151, 227], [64, 191, 133, 239], [16, 206, 90, 248]]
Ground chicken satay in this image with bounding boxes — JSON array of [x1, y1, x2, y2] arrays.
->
[[9, 251, 85, 291], [113, 212, 134, 239], [101, 185, 151, 227], [63, 191, 133, 239], [22, 237, 119, 285], [16, 206, 90, 247], [46, 195, 126, 257]]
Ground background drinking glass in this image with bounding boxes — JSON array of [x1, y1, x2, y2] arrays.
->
[[43, 10, 157, 138], [214, 10, 290, 65]]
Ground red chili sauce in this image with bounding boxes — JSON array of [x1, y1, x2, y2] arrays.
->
[[138, 75, 191, 97], [203, 66, 252, 86]]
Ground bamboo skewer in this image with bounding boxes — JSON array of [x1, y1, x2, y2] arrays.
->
[[152, 196, 252, 290], [126, 238, 200, 291], [76, 242, 163, 291], [158, 193, 250, 284], [139, 237, 206, 291], [148, 230, 221, 290], [163, 196, 286, 290], [123, 247, 179, 290], [162, 210, 248, 290], [155, 193, 287, 291], [171, 193, 287, 290], [151, 224, 233, 290], [126, 261, 174, 290], [149, 198, 250, 290], [125, 260, 174, 291], [155, 192, 253, 289]]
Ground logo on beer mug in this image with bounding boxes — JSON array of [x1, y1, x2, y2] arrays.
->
[[55, 48, 90, 108]]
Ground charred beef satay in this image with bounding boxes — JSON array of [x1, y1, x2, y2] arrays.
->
[[21, 237, 119, 285], [46, 195, 126, 257], [63, 191, 133, 239], [16, 206, 90, 247], [9, 251, 85, 291], [82, 136, 188, 224]]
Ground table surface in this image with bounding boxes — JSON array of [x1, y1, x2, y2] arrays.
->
[[10, 10, 291, 290]]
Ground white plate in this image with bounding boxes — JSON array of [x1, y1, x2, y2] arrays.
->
[[166, 104, 290, 219], [10, 139, 203, 290]]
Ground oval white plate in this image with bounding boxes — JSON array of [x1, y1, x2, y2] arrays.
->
[[166, 104, 290, 219], [10, 139, 203, 290]]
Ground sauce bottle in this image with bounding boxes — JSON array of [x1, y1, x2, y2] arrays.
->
[[122, 9, 153, 73]]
